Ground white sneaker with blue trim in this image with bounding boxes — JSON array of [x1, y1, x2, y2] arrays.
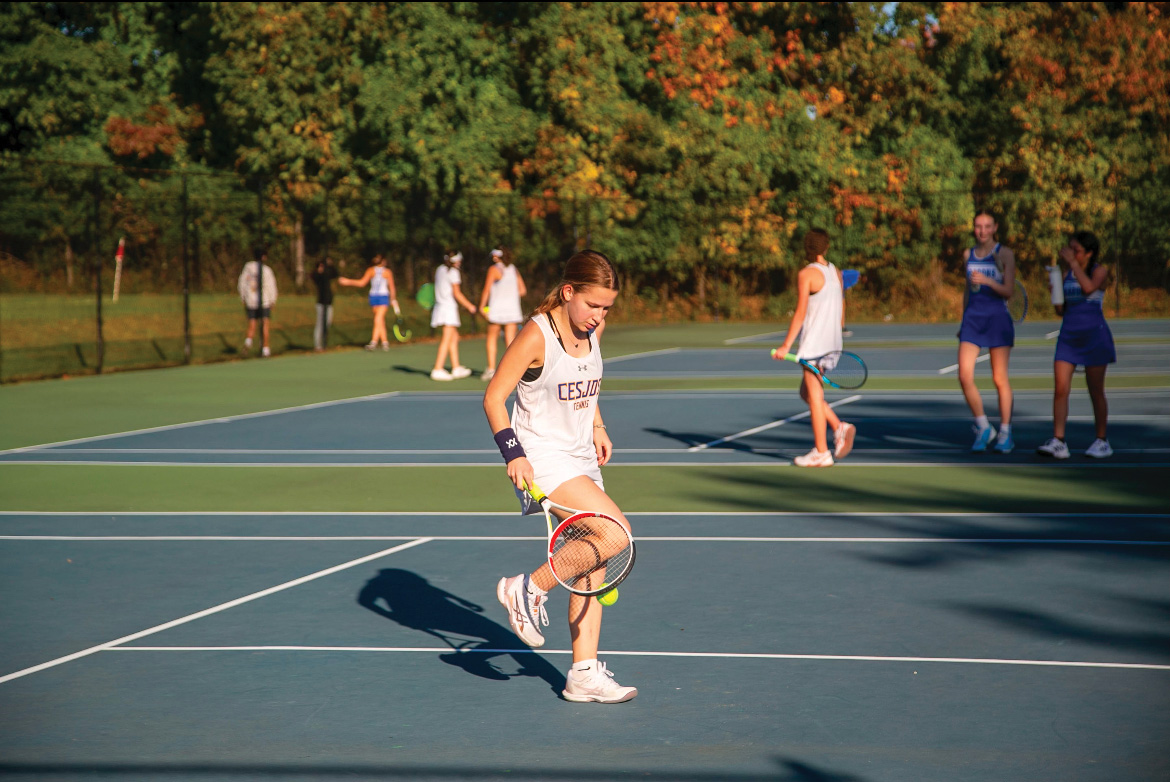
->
[[1085, 439, 1113, 459]]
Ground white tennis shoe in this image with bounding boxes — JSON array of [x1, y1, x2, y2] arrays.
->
[[450, 365, 472, 379], [562, 661, 638, 704], [833, 422, 856, 459], [497, 574, 548, 648], [794, 448, 834, 467], [1085, 438, 1113, 459], [430, 368, 453, 381], [1036, 437, 1070, 459]]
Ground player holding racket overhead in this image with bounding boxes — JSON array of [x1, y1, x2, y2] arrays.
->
[[483, 249, 636, 703], [958, 210, 1017, 453], [773, 229, 856, 467]]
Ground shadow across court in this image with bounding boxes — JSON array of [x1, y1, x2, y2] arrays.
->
[[0, 758, 869, 781], [357, 569, 564, 693]]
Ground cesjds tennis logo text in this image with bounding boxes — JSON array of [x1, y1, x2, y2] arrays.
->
[[558, 379, 601, 410]]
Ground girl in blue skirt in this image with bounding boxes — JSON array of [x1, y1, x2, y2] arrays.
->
[[957, 211, 1017, 453], [1037, 231, 1115, 459]]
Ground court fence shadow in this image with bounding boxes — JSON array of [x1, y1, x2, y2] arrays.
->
[[357, 568, 563, 693]]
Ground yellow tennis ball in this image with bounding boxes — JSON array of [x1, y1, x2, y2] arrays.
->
[[597, 584, 619, 606]]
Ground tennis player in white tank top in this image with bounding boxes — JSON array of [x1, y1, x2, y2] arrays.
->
[[774, 229, 856, 467], [477, 248, 527, 382], [483, 250, 637, 703]]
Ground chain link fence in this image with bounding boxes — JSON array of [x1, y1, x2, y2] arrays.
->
[[2, 158, 1166, 382]]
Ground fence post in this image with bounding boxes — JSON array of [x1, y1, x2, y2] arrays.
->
[[181, 174, 192, 363], [1113, 190, 1121, 317], [92, 167, 104, 374]]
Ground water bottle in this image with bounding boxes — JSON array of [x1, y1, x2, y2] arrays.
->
[[1047, 265, 1064, 306]]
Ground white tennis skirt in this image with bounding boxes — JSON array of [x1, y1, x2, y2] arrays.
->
[[430, 300, 461, 328], [512, 449, 603, 512]]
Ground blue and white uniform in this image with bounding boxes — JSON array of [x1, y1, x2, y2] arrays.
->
[[958, 243, 1014, 348], [487, 263, 524, 325], [1055, 267, 1115, 366], [368, 267, 391, 307], [430, 265, 462, 328], [511, 313, 604, 502]]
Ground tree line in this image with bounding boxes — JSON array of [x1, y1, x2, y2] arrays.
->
[[2, 2, 1167, 302]]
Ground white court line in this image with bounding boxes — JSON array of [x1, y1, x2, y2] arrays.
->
[[3, 535, 1167, 545], [938, 353, 990, 374], [689, 395, 863, 451], [2, 459, 1168, 468], [0, 538, 431, 685], [603, 347, 681, 364], [1046, 330, 1060, 339], [0, 391, 404, 456], [2, 510, 1165, 517], [723, 330, 785, 345], [110, 646, 1170, 671]]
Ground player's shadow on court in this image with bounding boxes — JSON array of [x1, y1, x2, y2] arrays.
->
[[357, 568, 564, 692], [644, 427, 764, 454]]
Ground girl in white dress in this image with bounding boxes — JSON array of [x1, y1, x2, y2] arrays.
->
[[477, 247, 527, 381], [483, 250, 636, 703], [429, 251, 477, 381], [773, 229, 856, 467]]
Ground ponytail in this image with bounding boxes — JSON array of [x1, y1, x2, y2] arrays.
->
[[533, 250, 619, 316]]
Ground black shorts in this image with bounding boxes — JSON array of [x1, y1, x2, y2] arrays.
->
[[246, 307, 271, 320]]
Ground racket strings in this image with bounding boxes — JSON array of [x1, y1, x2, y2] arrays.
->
[[822, 352, 867, 389], [550, 517, 633, 592]]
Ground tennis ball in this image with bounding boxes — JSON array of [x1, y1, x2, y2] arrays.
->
[[597, 584, 619, 606]]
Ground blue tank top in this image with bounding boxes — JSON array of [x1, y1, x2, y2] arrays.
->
[[1061, 267, 1106, 330], [965, 244, 1008, 314]]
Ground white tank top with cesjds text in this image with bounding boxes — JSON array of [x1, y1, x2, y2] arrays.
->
[[511, 313, 603, 463]]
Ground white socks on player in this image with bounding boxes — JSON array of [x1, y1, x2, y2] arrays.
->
[[974, 415, 990, 430], [572, 659, 598, 673]]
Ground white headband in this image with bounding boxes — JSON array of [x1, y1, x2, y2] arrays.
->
[[448, 252, 463, 264], [490, 249, 503, 258]]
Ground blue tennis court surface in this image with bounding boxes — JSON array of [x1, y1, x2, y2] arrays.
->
[[2, 510, 1168, 780], [3, 318, 1169, 781], [3, 388, 1166, 466]]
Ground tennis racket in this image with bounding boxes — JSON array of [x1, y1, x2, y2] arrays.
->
[[771, 349, 868, 390], [391, 301, 412, 342], [415, 282, 435, 310], [522, 481, 635, 598], [1008, 279, 1028, 323]]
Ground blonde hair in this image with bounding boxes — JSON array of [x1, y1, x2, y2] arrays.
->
[[533, 250, 620, 316]]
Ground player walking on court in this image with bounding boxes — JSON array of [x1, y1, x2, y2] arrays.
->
[[483, 249, 636, 703], [774, 229, 856, 467], [1037, 231, 1115, 459], [429, 251, 477, 381], [477, 247, 527, 382], [339, 254, 398, 351], [957, 210, 1017, 453]]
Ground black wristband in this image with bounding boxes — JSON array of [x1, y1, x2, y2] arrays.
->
[[494, 427, 526, 463]]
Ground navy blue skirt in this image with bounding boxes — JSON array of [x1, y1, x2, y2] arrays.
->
[[958, 307, 1014, 349]]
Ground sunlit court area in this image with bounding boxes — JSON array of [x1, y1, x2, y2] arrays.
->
[[3, 3, 1170, 781]]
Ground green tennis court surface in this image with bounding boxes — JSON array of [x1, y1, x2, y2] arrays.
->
[[2, 321, 1168, 781]]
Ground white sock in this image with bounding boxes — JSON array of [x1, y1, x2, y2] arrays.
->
[[572, 659, 597, 673], [525, 579, 547, 597], [974, 415, 989, 430], [244, 337, 253, 348], [999, 424, 1012, 435]]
